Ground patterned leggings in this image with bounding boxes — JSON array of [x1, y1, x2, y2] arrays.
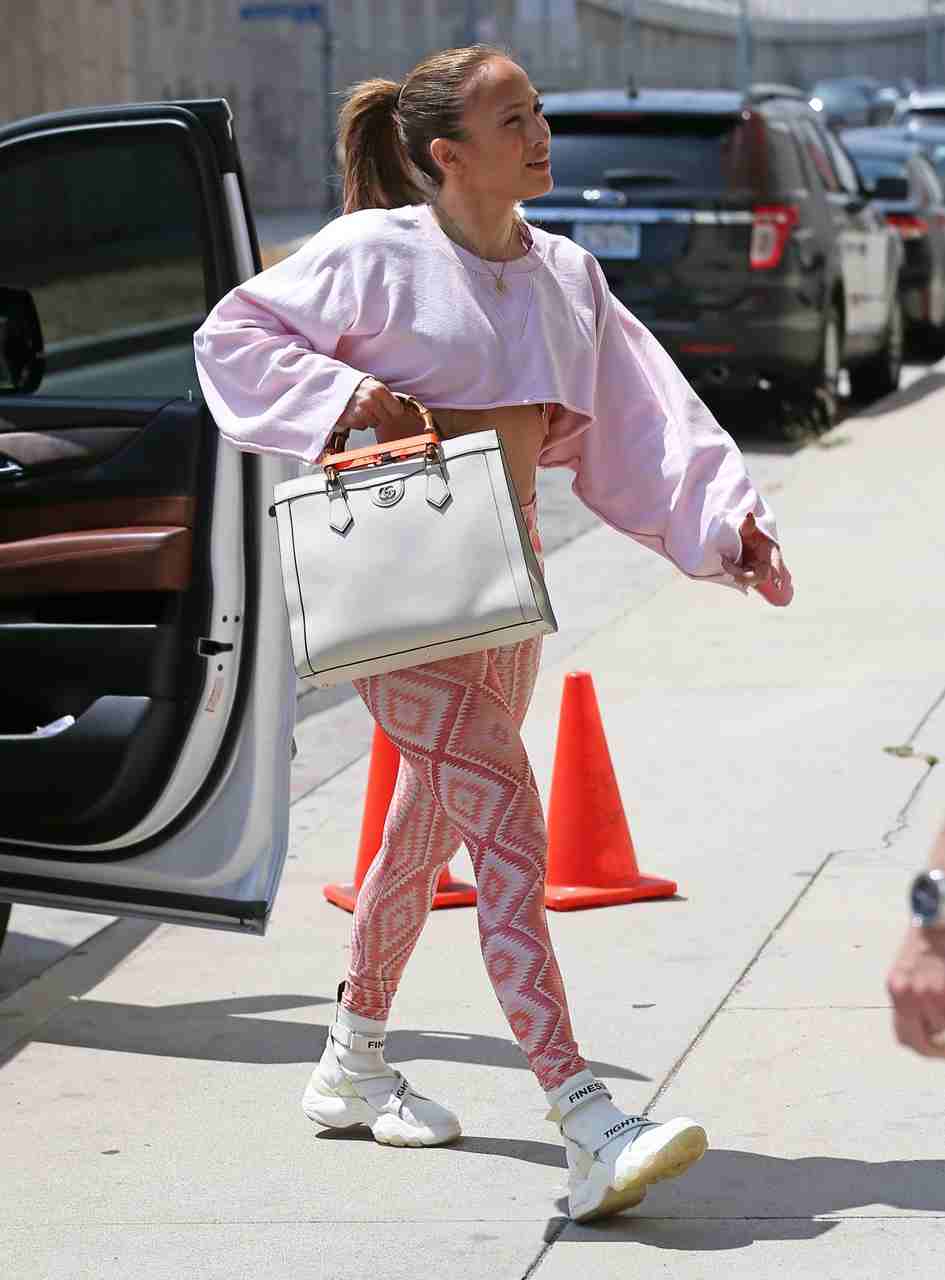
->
[[346, 500, 587, 1091]]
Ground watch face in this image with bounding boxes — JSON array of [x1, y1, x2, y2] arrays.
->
[[911, 873, 942, 923]]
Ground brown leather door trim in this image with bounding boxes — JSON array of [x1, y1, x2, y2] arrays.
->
[[3, 496, 195, 544], [0, 527, 192, 597]]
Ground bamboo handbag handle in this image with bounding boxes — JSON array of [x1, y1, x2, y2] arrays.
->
[[321, 394, 440, 471]]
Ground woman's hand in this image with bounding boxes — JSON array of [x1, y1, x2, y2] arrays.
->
[[720, 512, 794, 607], [335, 376, 408, 435], [888, 925, 945, 1058]]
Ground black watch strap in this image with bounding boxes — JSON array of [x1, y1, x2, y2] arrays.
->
[[911, 869, 945, 928]]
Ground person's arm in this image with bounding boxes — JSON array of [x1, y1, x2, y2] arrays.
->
[[193, 233, 374, 465], [545, 262, 791, 602], [887, 821, 945, 1058]]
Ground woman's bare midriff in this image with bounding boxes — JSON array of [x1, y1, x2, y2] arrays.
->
[[375, 403, 550, 507]]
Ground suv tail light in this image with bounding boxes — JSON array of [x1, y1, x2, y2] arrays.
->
[[750, 204, 799, 270], [886, 212, 929, 240]]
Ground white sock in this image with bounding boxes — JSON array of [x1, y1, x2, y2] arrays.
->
[[546, 1069, 633, 1156], [332, 1002, 390, 1077]]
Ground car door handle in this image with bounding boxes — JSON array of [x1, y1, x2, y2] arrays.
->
[[0, 454, 24, 480]]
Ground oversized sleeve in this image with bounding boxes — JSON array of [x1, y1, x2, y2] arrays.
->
[[562, 267, 779, 587], [193, 235, 370, 465]]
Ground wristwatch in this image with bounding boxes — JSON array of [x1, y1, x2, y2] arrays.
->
[[910, 869, 945, 929]]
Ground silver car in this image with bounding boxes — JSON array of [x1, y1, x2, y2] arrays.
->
[[894, 89, 945, 129]]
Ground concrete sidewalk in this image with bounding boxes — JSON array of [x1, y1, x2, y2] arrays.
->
[[3, 372, 945, 1279]]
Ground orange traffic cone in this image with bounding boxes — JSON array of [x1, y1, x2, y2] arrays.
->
[[544, 671, 677, 911], [323, 724, 476, 912]]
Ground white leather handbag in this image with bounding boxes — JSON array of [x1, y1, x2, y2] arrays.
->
[[269, 397, 557, 687]]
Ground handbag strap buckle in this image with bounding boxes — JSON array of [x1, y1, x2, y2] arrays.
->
[[325, 466, 353, 534], [424, 440, 450, 509]]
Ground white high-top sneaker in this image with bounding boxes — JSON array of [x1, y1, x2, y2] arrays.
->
[[546, 1072, 707, 1222], [301, 986, 461, 1148]]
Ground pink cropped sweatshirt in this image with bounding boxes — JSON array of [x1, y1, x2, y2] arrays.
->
[[193, 201, 779, 587]]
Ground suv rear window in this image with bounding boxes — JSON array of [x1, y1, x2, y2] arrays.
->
[[851, 153, 909, 190], [546, 112, 758, 195]]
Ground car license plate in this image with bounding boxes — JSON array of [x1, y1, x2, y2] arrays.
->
[[573, 221, 641, 259]]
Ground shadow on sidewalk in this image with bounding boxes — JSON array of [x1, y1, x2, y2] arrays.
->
[[545, 1147, 945, 1248], [852, 370, 945, 418], [317, 1126, 568, 1168], [28, 993, 649, 1083], [549, 1214, 836, 1249], [385, 1028, 650, 1084]]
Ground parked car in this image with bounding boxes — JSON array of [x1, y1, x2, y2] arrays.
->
[[846, 123, 945, 191], [525, 86, 904, 423], [810, 78, 881, 130], [0, 101, 297, 947], [842, 130, 945, 349], [873, 79, 925, 124], [895, 89, 945, 128]]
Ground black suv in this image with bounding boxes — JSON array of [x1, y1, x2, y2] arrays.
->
[[527, 86, 904, 422]]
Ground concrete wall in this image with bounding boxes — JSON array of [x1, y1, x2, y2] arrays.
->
[[1, 2, 941, 213]]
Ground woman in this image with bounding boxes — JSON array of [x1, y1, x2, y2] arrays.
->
[[194, 45, 792, 1223]]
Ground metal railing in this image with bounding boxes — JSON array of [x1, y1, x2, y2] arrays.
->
[[665, 0, 928, 16], [620, 0, 945, 88]]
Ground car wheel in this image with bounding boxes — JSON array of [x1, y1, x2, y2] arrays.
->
[[816, 303, 843, 426], [922, 287, 945, 358], [770, 303, 841, 440], [925, 321, 945, 360], [0, 902, 11, 955], [849, 294, 904, 402], [794, 301, 841, 433]]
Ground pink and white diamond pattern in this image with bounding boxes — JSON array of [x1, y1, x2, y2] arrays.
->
[[343, 512, 586, 1091]]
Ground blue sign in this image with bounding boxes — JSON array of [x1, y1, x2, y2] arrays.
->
[[240, 4, 324, 22]]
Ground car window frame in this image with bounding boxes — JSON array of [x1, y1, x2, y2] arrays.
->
[[0, 113, 235, 402], [794, 118, 841, 195], [911, 153, 942, 207], [821, 130, 863, 198], [758, 110, 808, 195]]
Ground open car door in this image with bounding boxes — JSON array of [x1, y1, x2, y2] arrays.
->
[[0, 100, 296, 934]]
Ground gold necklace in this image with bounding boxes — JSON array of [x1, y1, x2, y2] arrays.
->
[[433, 204, 519, 294]]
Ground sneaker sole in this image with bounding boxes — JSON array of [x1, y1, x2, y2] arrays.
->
[[572, 1120, 708, 1223], [302, 1081, 461, 1148]]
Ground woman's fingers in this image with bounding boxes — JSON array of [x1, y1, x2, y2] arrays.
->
[[727, 517, 795, 606], [894, 998, 945, 1058], [894, 1005, 931, 1055], [719, 556, 752, 591], [755, 569, 795, 607], [721, 550, 768, 583], [336, 377, 406, 432], [923, 1016, 945, 1057], [722, 546, 795, 606], [371, 384, 409, 430]]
